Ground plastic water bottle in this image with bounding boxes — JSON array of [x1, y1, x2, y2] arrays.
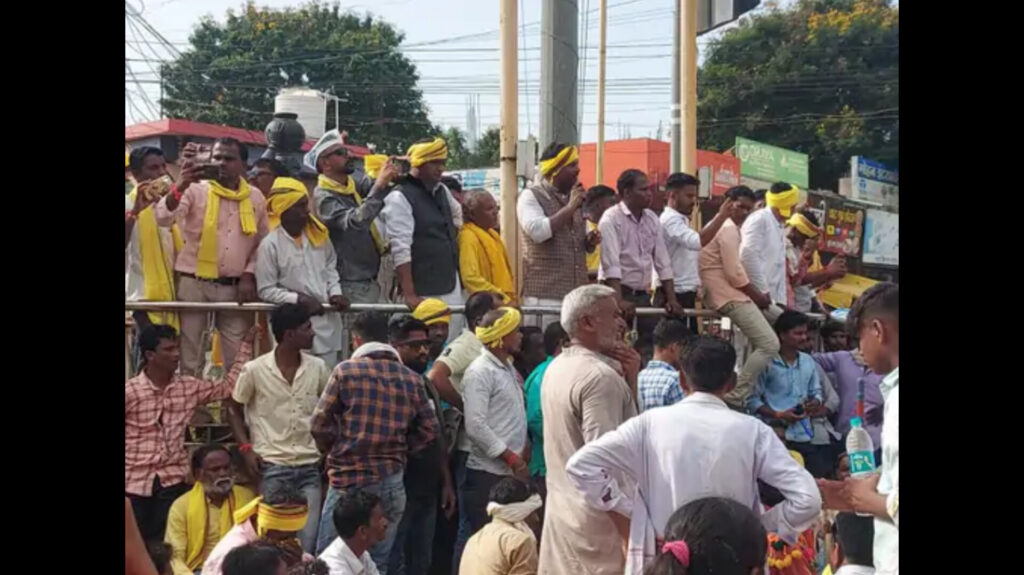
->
[[846, 416, 875, 517]]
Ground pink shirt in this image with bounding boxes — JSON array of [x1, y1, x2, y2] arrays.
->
[[598, 202, 674, 291], [155, 181, 269, 278], [201, 521, 256, 575], [699, 219, 752, 310]]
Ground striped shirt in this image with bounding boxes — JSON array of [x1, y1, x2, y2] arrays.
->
[[124, 343, 252, 496], [311, 354, 439, 489], [637, 360, 684, 412]]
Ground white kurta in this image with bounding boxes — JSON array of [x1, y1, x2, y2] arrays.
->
[[565, 392, 822, 575]]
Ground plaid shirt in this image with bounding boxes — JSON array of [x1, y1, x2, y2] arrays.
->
[[124, 343, 252, 496], [637, 360, 685, 413], [311, 354, 439, 489]]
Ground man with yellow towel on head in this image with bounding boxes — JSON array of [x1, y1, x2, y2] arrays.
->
[[255, 177, 350, 367], [516, 143, 594, 327], [381, 136, 466, 334], [740, 182, 800, 320]]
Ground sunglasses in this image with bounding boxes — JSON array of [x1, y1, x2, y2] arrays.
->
[[395, 339, 431, 350]]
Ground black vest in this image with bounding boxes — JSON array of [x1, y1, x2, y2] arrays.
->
[[397, 176, 459, 296]]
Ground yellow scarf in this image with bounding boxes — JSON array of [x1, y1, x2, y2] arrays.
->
[[407, 137, 449, 167], [318, 174, 385, 253], [196, 180, 257, 279], [267, 188, 329, 247], [476, 307, 522, 346], [766, 185, 800, 218], [787, 212, 819, 238], [184, 483, 249, 569], [539, 145, 579, 179], [128, 187, 183, 330], [461, 222, 515, 302]]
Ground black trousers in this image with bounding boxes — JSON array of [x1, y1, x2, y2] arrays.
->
[[462, 468, 506, 535], [127, 476, 190, 542], [787, 441, 841, 479], [675, 291, 699, 334]]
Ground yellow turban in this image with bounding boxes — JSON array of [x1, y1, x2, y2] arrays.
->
[[266, 180, 329, 247], [787, 212, 819, 238], [766, 184, 800, 217], [475, 307, 522, 346], [539, 145, 579, 179], [364, 154, 388, 180], [407, 137, 448, 167], [233, 496, 310, 536], [413, 298, 452, 326]]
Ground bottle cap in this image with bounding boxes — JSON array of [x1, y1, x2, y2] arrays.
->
[[850, 416, 863, 427]]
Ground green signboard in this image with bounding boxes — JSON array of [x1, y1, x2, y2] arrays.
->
[[735, 137, 809, 188]]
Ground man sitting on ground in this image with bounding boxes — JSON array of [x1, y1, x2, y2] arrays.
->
[[222, 543, 287, 575], [319, 490, 389, 575], [460, 477, 543, 575], [165, 444, 257, 575]]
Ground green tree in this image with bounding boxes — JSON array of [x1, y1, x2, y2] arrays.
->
[[160, 1, 437, 153], [697, 0, 898, 188], [442, 127, 472, 169], [473, 127, 501, 167]]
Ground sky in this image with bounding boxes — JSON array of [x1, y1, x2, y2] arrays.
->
[[125, 0, 799, 144]]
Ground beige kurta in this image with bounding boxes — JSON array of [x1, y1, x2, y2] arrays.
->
[[538, 345, 638, 575]]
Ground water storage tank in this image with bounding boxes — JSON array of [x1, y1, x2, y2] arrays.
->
[[275, 88, 326, 140]]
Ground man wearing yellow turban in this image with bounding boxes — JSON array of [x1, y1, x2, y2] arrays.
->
[[783, 209, 847, 313], [412, 298, 453, 361], [311, 130, 400, 357], [256, 180, 350, 366], [381, 136, 466, 333], [165, 444, 256, 575], [200, 485, 312, 575], [517, 142, 592, 327], [156, 139, 269, 376], [458, 307, 530, 564], [126, 148, 181, 349], [740, 181, 800, 313]]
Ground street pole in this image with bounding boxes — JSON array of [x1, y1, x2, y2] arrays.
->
[[679, 0, 697, 174], [596, 0, 607, 185], [500, 0, 521, 290], [670, 4, 680, 173], [540, 0, 579, 149]]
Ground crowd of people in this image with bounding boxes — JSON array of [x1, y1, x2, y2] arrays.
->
[[125, 133, 898, 575]]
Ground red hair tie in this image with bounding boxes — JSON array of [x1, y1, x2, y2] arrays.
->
[[662, 540, 690, 567]]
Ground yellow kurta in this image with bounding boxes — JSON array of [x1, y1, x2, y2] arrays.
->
[[165, 485, 255, 575], [458, 223, 516, 303]]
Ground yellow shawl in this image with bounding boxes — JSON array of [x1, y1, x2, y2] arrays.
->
[[460, 222, 515, 302], [128, 186, 183, 329], [184, 483, 253, 569], [196, 179, 257, 279], [318, 174, 385, 253]]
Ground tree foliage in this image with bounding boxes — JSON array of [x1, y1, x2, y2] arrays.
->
[[161, 1, 436, 153], [442, 126, 501, 170], [698, 0, 898, 188]]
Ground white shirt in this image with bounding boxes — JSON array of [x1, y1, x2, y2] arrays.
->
[[875, 367, 899, 574], [565, 392, 821, 575], [516, 186, 554, 243], [740, 208, 788, 305], [319, 537, 380, 575], [836, 566, 877, 575], [660, 206, 702, 293], [379, 183, 463, 267], [463, 349, 528, 476], [256, 227, 344, 355]]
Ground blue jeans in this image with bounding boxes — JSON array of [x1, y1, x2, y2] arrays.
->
[[317, 472, 406, 575], [450, 450, 470, 575], [388, 491, 438, 575], [261, 463, 322, 553]]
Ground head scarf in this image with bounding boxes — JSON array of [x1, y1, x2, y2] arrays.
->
[[539, 145, 579, 179], [266, 180, 329, 247], [304, 129, 349, 172], [351, 342, 402, 362], [475, 307, 522, 346], [413, 298, 452, 326], [787, 212, 819, 238], [268, 176, 306, 198], [486, 493, 543, 540], [363, 154, 388, 179], [766, 184, 800, 217], [407, 137, 448, 167]]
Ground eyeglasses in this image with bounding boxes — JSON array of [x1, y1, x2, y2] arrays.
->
[[396, 339, 431, 350]]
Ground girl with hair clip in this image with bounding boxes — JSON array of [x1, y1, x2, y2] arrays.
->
[[645, 497, 768, 575]]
